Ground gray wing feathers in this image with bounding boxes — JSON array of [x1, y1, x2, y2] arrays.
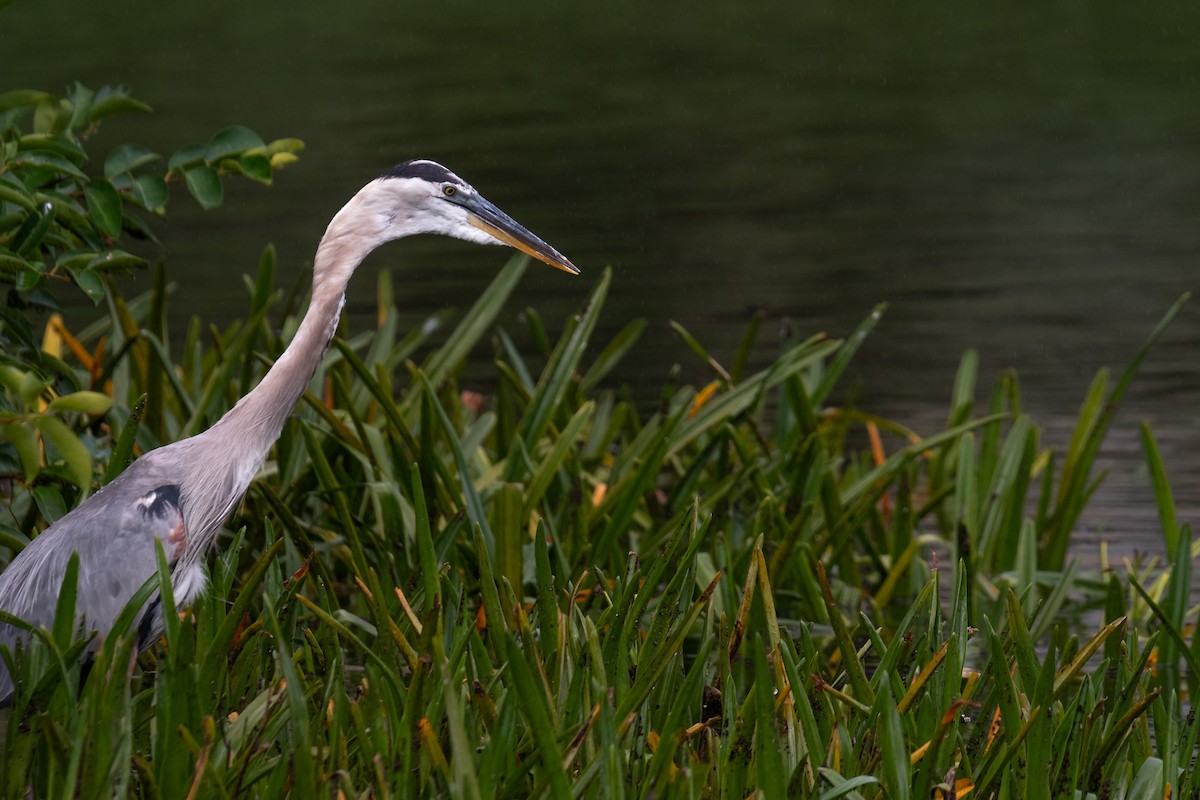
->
[[0, 458, 185, 702]]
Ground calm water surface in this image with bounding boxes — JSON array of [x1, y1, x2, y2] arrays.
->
[[6, 1, 1199, 558]]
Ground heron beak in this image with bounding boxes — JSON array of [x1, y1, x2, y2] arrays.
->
[[465, 196, 580, 275]]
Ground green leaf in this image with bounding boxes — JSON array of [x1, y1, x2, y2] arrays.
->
[[472, 523, 505, 642], [32, 485, 67, 522], [516, 267, 610, 454], [0, 310, 38, 356], [817, 561, 875, 705], [204, 125, 265, 164], [669, 319, 730, 382], [1, 423, 39, 482], [87, 250, 146, 272], [1052, 615, 1125, 697], [13, 201, 56, 256], [47, 391, 113, 415], [87, 89, 151, 122], [1140, 420, 1179, 552], [0, 90, 52, 113], [237, 153, 272, 184], [15, 265, 44, 292], [51, 551, 80, 649], [184, 166, 223, 209], [876, 682, 911, 800], [731, 309, 765, 384], [420, 375, 493, 548], [32, 98, 67, 135], [1126, 758, 1164, 800], [420, 255, 529, 392], [0, 526, 27, 558], [0, 253, 36, 279], [819, 773, 882, 799], [812, 302, 886, 404], [671, 335, 839, 458], [579, 318, 646, 394], [492, 483, 526, 601], [260, 594, 316, 792], [1159, 526, 1193, 698], [249, 137, 305, 157], [410, 465, 441, 613], [618, 560, 718, 719], [65, 81, 95, 130], [533, 524, 560, 674], [36, 414, 94, 492], [17, 133, 86, 163], [104, 144, 160, 178], [1043, 292, 1189, 563], [503, 636, 572, 799], [83, 178, 123, 238], [269, 152, 300, 169], [523, 401, 594, 515], [11, 152, 87, 181], [0, 175, 37, 210], [132, 174, 168, 210], [0, 364, 25, 394], [754, 636, 787, 799], [167, 143, 206, 171], [17, 369, 47, 407], [105, 394, 145, 484]]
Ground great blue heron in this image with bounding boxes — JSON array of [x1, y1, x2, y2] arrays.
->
[[0, 160, 577, 703]]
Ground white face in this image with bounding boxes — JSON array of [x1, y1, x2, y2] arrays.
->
[[333, 160, 577, 274], [371, 176, 499, 246]]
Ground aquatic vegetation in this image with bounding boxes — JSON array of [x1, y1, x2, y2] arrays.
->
[[1, 85, 1196, 798]]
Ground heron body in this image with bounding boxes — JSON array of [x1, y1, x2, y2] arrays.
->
[[0, 160, 577, 702]]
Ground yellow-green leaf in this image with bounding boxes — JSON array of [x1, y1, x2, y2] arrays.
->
[[36, 414, 93, 492], [1, 423, 39, 482], [47, 391, 113, 415]]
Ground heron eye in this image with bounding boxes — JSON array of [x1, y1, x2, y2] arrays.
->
[[443, 185, 457, 197]]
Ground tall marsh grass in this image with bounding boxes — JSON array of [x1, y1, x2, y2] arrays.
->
[[0, 250, 1193, 799]]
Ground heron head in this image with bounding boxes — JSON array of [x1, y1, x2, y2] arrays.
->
[[371, 159, 579, 275]]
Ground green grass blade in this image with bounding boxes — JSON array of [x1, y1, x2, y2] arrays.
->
[[503, 635, 572, 799], [580, 318, 646, 395], [1140, 420, 1179, 553], [103, 393, 146, 483], [421, 254, 528, 392], [513, 267, 611, 463]]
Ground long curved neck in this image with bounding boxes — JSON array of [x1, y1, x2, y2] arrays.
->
[[206, 190, 385, 464]]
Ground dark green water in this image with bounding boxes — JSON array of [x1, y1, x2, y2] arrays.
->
[[5, 1, 1199, 552]]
